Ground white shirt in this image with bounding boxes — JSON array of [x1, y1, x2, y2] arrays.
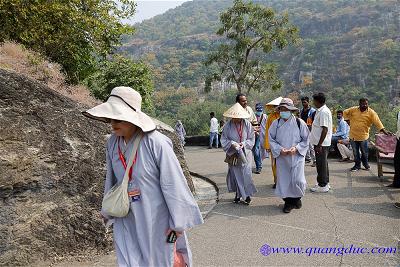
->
[[245, 106, 257, 124], [310, 104, 333, 146], [210, 117, 219, 133]]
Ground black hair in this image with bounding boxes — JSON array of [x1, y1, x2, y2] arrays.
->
[[210, 112, 215, 117], [236, 93, 246, 103], [359, 98, 368, 103], [301, 96, 309, 102], [337, 110, 343, 114], [312, 93, 326, 104]]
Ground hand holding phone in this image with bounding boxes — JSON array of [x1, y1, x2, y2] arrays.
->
[[166, 230, 177, 243]]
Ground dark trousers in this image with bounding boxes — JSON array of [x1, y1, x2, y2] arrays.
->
[[315, 146, 330, 187], [252, 134, 262, 170], [350, 140, 369, 169], [393, 138, 400, 187]]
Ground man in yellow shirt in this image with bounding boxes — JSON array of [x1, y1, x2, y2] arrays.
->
[[343, 98, 391, 172]]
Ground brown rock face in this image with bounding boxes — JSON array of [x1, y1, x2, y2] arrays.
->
[[0, 69, 194, 265]]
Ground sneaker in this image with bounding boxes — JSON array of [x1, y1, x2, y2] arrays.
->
[[310, 184, 329, 193], [350, 166, 360, 172], [305, 159, 311, 163], [272, 184, 276, 189], [394, 202, 400, 209], [244, 196, 251, 205], [310, 183, 319, 191], [339, 158, 350, 162], [363, 165, 371, 171], [233, 196, 240, 204], [255, 169, 261, 174], [311, 162, 316, 167]]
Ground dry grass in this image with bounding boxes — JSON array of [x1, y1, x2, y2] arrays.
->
[[0, 41, 99, 106]]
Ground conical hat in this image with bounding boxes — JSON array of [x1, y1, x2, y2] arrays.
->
[[265, 97, 283, 107], [223, 103, 251, 119]]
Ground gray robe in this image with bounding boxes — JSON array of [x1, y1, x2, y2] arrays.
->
[[175, 122, 186, 146], [103, 130, 203, 267], [221, 119, 257, 199], [268, 116, 310, 198]]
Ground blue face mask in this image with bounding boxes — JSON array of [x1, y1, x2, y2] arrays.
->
[[255, 111, 263, 116], [280, 111, 291, 119]]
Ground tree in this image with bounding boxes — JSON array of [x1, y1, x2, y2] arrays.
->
[[85, 55, 154, 112], [0, 0, 136, 83], [205, 0, 299, 94]]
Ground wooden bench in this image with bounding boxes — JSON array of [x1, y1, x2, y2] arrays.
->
[[371, 134, 397, 178]]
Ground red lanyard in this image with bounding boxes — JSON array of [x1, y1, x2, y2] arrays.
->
[[234, 121, 243, 142], [117, 137, 138, 181]]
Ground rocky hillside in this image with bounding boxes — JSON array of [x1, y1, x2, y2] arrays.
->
[[0, 69, 194, 265], [123, 0, 400, 106]]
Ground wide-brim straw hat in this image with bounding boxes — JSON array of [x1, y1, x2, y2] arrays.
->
[[265, 97, 283, 107], [277, 97, 298, 111], [82, 86, 156, 132], [223, 103, 251, 119]]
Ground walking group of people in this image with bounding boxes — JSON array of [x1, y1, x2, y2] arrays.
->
[[218, 92, 399, 214], [81, 86, 399, 266]]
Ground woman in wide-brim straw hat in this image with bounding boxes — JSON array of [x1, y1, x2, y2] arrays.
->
[[263, 96, 283, 189], [221, 103, 257, 205], [83, 86, 203, 267]]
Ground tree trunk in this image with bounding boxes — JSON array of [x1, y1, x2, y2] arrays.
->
[[236, 81, 242, 93]]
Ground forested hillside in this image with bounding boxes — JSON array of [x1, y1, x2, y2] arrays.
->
[[122, 0, 400, 134]]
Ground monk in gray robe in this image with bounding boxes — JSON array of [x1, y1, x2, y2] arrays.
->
[[175, 120, 186, 146], [268, 98, 310, 213], [221, 103, 257, 205], [83, 86, 203, 267]]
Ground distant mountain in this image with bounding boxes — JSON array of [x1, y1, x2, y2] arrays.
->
[[122, 0, 400, 106]]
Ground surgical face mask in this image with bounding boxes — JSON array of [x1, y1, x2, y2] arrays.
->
[[280, 111, 291, 119], [255, 111, 263, 116]]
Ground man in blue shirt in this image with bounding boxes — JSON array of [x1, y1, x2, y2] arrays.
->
[[331, 110, 349, 154]]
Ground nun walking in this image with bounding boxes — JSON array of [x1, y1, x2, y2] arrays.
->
[[175, 120, 186, 147], [83, 87, 203, 267], [268, 98, 310, 213], [221, 103, 257, 205]]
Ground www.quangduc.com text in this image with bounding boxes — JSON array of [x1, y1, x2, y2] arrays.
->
[[259, 244, 398, 256]]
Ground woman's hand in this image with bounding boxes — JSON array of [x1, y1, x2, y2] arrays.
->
[[280, 148, 289, 156]]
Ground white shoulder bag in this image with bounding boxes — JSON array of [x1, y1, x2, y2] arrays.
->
[[102, 132, 143, 217]]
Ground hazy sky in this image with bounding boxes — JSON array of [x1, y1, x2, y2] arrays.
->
[[125, 0, 190, 24]]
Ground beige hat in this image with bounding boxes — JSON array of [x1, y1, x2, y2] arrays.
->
[[223, 103, 251, 119], [278, 97, 298, 111], [265, 97, 283, 107], [82, 86, 156, 132]]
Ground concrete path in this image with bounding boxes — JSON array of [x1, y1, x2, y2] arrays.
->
[[185, 147, 400, 266], [52, 147, 399, 267]]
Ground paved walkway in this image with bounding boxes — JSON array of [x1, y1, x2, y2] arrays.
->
[[185, 147, 400, 266]]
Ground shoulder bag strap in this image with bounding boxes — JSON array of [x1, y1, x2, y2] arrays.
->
[[121, 131, 144, 187]]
